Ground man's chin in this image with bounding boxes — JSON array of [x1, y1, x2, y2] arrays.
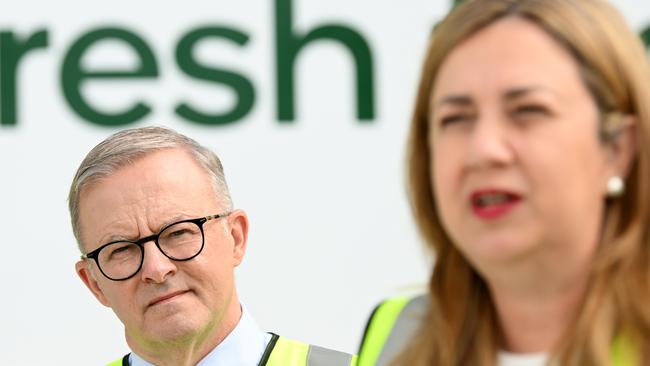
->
[[137, 304, 207, 341], [139, 317, 206, 345]]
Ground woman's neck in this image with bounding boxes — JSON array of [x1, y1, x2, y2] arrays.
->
[[487, 259, 591, 353]]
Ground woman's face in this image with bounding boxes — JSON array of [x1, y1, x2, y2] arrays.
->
[[430, 18, 617, 276]]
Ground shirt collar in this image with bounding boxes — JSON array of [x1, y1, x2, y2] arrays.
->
[[130, 304, 270, 366]]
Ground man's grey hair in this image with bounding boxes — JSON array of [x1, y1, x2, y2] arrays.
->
[[68, 126, 233, 252]]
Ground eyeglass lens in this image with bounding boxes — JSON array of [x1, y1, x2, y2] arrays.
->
[[97, 221, 204, 280]]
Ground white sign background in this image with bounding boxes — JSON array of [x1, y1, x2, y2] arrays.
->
[[1, 1, 648, 364]]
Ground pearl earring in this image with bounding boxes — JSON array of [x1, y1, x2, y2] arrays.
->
[[607, 176, 625, 197]]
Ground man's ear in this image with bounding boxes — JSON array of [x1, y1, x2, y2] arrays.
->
[[604, 114, 638, 183], [76, 260, 110, 307], [227, 209, 249, 267]]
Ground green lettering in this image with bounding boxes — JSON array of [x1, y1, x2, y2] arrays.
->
[[275, 0, 375, 122], [175, 26, 254, 125], [0, 30, 48, 126], [61, 27, 158, 126]]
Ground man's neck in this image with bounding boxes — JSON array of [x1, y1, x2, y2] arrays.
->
[[127, 299, 243, 366]]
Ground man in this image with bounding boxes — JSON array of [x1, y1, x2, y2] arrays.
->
[[70, 126, 356, 366]]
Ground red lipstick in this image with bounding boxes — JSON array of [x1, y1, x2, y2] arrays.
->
[[470, 189, 521, 219]]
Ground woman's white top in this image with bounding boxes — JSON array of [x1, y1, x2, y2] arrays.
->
[[497, 351, 549, 366]]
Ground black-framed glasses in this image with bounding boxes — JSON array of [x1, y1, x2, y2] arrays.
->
[[81, 212, 230, 281]]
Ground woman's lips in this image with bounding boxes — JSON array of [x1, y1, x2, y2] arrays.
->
[[470, 189, 521, 219]]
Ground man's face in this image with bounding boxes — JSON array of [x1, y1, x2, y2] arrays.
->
[[75, 148, 248, 346]]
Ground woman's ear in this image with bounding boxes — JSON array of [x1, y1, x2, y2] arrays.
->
[[604, 113, 638, 181]]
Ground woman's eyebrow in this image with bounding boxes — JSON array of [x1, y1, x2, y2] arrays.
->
[[503, 86, 557, 101], [434, 94, 473, 108]]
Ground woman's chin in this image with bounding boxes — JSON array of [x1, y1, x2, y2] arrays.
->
[[461, 236, 540, 270]]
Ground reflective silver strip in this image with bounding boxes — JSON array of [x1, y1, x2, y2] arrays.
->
[[375, 294, 429, 366], [306, 344, 354, 366]]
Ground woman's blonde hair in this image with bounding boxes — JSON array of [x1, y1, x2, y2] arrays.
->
[[403, 0, 650, 364]]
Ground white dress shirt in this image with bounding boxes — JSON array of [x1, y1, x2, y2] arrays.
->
[[130, 305, 272, 366]]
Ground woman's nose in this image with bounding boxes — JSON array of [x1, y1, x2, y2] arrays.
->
[[465, 115, 515, 170]]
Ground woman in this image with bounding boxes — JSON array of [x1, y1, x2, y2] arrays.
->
[[358, 0, 650, 365]]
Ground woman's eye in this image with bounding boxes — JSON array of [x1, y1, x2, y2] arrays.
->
[[439, 114, 468, 126], [514, 105, 549, 117]]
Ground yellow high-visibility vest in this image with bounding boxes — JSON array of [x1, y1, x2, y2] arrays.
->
[[106, 334, 358, 366], [357, 295, 638, 366]]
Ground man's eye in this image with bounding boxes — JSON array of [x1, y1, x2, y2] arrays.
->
[[107, 244, 136, 260], [161, 223, 200, 243], [169, 229, 192, 238]]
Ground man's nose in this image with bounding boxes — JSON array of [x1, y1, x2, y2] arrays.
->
[[465, 115, 514, 169], [140, 241, 177, 283]]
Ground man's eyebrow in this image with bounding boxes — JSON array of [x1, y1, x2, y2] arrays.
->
[[98, 214, 190, 244], [159, 214, 190, 229], [99, 233, 133, 245], [434, 94, 473, 108]]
